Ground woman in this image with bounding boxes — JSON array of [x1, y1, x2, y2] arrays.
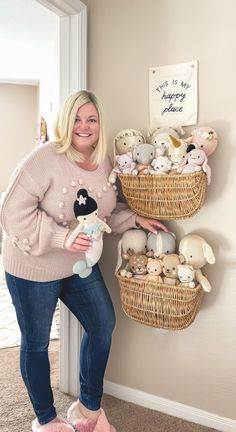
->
[[0, 90, 168, 432]]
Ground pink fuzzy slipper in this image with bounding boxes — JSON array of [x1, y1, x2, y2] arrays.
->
[[32, 417, 74, 432], [67, 402, 116, 432], [73, 417, 98, 432], [93, 409, 116, 432]]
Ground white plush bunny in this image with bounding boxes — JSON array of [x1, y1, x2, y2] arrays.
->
[[177, 148, 211, 184], [179, 234, 215, 292]]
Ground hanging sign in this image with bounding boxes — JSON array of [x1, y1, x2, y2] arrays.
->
[[149, 60, 198, 128]]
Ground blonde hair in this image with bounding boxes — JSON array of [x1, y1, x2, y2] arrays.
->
[[53, 90, 107, 165]]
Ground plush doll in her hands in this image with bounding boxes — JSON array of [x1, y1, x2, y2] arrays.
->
[[65, 189, 111, 278]]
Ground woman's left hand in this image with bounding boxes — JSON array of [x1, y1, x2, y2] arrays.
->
[[135, 214, 169, 234]]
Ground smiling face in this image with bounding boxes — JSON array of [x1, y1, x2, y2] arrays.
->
[[72, 102, 100, 157], [188, 149, 206, 165]]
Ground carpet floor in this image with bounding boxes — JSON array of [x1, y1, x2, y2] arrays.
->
[[0, 340, 217, 432]]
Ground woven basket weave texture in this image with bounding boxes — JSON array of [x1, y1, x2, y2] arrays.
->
[[118, 171, 207, 220], [116, 273, 204, 330]]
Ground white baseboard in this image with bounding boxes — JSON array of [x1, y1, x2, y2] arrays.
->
[[104, 380, 236, 432]]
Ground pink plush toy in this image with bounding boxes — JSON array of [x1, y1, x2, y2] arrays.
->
[[177, 148, 211, 184], [114, 152, 136, 174], [186, 126, 218, 157]]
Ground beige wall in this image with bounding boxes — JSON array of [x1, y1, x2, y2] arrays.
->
[[0, 83, 38, 191], [84, 0, 236, 421]]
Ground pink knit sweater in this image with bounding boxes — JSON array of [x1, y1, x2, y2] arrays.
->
[[0, 142, 136, 281]]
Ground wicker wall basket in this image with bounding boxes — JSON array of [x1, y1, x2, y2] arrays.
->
[[118, 171, 207, 220], [116, 272, 204, 330]]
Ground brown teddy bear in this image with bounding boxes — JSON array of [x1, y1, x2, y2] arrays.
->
[[160, 253, 185, 285], [145, 258, 163, 283]]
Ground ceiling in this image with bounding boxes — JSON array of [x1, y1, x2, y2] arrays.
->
[[0, 0, 58, 49]]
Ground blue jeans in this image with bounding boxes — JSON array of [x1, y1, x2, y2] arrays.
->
[[5, 265, 116, 425]]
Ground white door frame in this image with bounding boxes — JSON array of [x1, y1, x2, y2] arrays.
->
[[36, 0, 87, 396]]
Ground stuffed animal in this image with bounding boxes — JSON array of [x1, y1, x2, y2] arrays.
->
[[132, 143, 155, 175], [178, 234, 215, 292], [65, 189, 111, 278], [177, 264, 196, 288], [147, 126, 183, 156], [115, 229, 147, 276], [108, 152, 136, 183], [114, 128, 145, 155], [150, 156, 172, 175], [177, 148, 211, 184], [186, 126, 218, 157], [145, 258, 163, 283], [160, 253, 185, 285], [168, 136, 188, 171], [147, 231, 176, 257], [128, 253, 148, 278]]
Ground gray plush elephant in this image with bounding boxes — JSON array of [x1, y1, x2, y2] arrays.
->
[[147, 231, 176, 257], [132, 143, 155, 175]]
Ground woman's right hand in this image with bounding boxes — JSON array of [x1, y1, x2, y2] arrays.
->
[[64, 231, 92, 252]]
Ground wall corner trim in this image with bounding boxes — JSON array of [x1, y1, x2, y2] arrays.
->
[[104, 380, 236, 432]]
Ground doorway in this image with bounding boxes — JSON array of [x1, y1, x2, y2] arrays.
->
[[0, 0, 87, 396]]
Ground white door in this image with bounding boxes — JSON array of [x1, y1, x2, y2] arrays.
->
[[36, 0, 87, 397]]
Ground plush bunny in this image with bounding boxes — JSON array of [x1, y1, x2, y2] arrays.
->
[[186, 126, 218, 157], [147, 231, 176, 258], [108, 152, 136, 183], [177, 264, 196, 288], [147, 126, 183, 156], [160, 253, 185, 285], [145, 258, 163, 283], [150, 156, 172, 175], [115, 228, 147, 276], [168, 136, 188, 171], [65, 189, 111, 278], [178, 234, 215, 292], [177, 148, 211, 184], [114, 128, 145, 155], [132, 143, 155, 175]]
